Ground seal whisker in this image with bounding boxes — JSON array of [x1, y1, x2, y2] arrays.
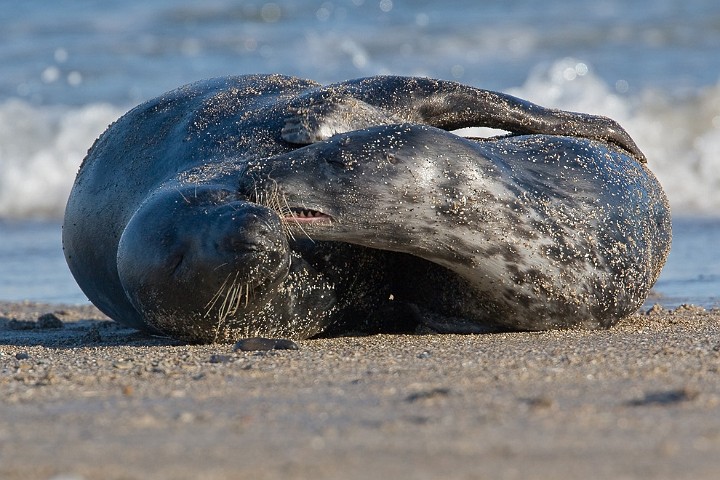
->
[[213, 262, 230, 272], [268, 183, 298, 241], [280, 191, 314, 242], [204, 272, 232, 317], [176, 188, 191, 204], [225, 283, 238, 318], [216, 277, 235, 318], [214, 272, 244, 341], [252, 182, 298, 242]]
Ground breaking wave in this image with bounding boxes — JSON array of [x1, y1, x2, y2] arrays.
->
[[1, 58, 718, 219]]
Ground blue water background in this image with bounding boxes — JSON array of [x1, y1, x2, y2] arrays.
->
[[1, 218, 718, 309], [0, 0, 719, 305]]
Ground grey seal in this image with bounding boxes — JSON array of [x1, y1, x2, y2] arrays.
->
[[62, 74, 655, 342], [242, 124, 671, 332]]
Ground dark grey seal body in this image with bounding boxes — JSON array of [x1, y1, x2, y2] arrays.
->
[[63, 74, 661, 342], [243, 124, 671, 332]]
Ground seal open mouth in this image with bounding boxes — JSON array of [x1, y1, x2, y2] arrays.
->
[[284, 207, 333, 225]]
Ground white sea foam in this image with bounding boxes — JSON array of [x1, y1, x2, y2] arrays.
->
[[0, 100, 123, 219], [0, 59, 718, 219], [467, 58, 720, 216]]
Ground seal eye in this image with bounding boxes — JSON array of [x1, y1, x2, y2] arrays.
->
[[324, 154, 356, 170], [325, 157, 346, 167], [385, 152, 399, 165]]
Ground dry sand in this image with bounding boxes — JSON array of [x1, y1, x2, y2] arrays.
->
[[1, 301, 720, 480]]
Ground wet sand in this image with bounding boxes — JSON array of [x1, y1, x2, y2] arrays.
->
[[1, 301, 719, 480]]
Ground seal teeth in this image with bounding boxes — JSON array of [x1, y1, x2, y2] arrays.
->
[[285, 207, 332, 224], [293, 208, 319, 218]]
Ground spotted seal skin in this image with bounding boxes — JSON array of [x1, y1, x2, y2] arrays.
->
[[62, 74, 653, 342], [243, 124, 671, 331]]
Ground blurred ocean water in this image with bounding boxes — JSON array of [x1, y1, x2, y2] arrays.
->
[[0, 0, 718, 305]]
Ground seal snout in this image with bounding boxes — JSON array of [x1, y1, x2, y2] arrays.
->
[[218, 209, 287, 255]]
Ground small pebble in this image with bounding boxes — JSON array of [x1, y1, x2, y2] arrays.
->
[[209, 354, 232, 364], [405, 387, 450, 403], [233, 337, 299, 352], [113, 359, 133, 370], [525, 395, 554, 409], [629, 387, 699, 406], [177, 411, 196, 423], [15, 352, 30, 360], [674, 304, 706, 314], [37, 313, 64, 329]]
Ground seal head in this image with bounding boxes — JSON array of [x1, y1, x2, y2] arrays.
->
[[116, 185, 323, 341]]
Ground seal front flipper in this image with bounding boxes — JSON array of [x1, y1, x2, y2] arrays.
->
[[289, 76, 646, 162], [281, 97, 403, 144], [382, 76, 647, 163]]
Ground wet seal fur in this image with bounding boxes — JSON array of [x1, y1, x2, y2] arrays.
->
[[244, 125, 671, 332], [62, 74, 668, 343]]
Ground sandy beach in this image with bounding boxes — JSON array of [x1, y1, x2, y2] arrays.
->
[[0, 301, 718, 479]]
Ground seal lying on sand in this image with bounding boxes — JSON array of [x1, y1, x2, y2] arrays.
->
[[62, 74, 664, 343], [243, 124, 671, 333]]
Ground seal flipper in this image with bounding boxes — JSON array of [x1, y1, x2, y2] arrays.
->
[[282, 97, 403, 144], [285, 76, 646, 163]]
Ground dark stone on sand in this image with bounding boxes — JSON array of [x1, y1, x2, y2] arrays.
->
[[405, 387, 451, 403], [82, 326, 103, 343], [209, 354, 233, 364], [37, 313, 64, 329], [15, 352, 30, 360], [233, 337, 299, 352], [524, 396, 555, 409], [628, 388, 699, 406]]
